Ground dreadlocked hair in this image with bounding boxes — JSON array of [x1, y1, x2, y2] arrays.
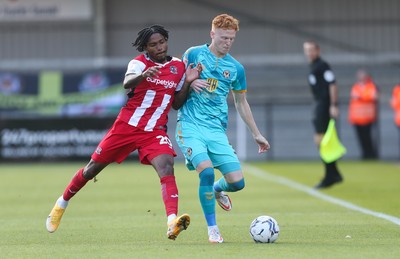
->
[[132, 25, 169, 52]]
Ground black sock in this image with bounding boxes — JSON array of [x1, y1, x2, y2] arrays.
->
[[323, 161, 341, 179]]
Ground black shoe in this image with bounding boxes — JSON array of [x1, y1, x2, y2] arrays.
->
[[314, 175, 343, 189]]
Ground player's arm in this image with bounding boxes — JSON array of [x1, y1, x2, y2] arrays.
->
[[329, 83, 339, 118], [123, 66, 161, 89], [123, 73, 144, 89], [232, 91, 270, 153], [172, 63, 202, 110], [323, 65, 339, 118]]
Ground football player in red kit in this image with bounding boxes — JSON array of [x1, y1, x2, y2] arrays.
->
[[46, 25, 201, 240]]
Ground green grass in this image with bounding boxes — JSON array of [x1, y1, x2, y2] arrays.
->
[[0, 161, 399, 258]]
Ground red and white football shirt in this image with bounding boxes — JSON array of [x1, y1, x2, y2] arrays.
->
[[117, 54, 185, 131]]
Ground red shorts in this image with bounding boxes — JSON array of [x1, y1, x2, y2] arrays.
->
[[91, 119, 176, 165]]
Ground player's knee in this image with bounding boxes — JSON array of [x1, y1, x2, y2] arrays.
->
[[83, 160, 107, 180], [152, 155, 175, 177], [228, 178, 245, 192], [82, 168, 96, 180], [160, 160, 174, 176], [199, 167, 215, 186]]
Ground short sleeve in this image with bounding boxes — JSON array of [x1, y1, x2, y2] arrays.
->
[[175, 74, 186, 92], [232, 63, 247, 91], [125, 59, 146, 76]]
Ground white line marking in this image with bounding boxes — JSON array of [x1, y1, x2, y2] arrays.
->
[[244, 164, 400, 226]]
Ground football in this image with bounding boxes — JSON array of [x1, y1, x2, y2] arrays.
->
[[249, 215, 280, 243]]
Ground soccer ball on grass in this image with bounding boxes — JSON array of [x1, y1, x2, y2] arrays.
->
[[249, 215, 280, 243]]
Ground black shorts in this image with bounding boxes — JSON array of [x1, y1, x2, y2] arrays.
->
[[312, 104, 330, 134]]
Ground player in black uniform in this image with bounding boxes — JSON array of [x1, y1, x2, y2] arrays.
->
[[303, 40, 343, 189]]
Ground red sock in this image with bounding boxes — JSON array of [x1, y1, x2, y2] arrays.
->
[[160, 175, 179, 217], [62, 168, 89, 201]]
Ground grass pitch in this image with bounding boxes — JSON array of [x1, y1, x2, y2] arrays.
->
[[0, 161, 399, 258]]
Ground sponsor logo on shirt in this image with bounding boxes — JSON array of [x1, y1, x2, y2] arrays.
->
[[206, 78, 218, 92], [146, 77, 177, 89]]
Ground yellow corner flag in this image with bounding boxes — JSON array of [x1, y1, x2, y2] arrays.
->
[[320, 119, 347, 163]]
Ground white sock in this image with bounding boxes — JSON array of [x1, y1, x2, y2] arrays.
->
[[208, 225, 219, 235], [167, 214, 177, 224], [56, 196, 69, 209]]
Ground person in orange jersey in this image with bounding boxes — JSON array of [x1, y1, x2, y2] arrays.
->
[[390, 84, 400, 160], [348, 69, 378, 159], [390, 84, 400, 127]]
